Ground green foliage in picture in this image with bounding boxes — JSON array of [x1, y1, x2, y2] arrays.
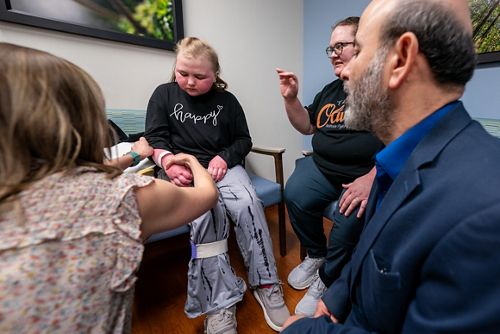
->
[[470, 0, 500, 53], [118, 0, 175, 42], [1, 0, 183, 50]]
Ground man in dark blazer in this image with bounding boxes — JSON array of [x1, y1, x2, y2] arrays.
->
[[282, 0, 500, 332]]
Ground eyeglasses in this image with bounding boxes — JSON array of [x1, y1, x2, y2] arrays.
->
[[325, 42, 355, 57]]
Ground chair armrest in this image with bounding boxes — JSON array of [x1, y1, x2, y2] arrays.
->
[[250, 145, 286, 190], [251, 146, 285, 155]]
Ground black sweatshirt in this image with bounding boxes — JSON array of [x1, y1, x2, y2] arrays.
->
[[145, 83, 252, 168], [307, 79, 383, 185]]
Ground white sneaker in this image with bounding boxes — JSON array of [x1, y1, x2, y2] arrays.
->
[[204, 306, 237, 334], [253, 284, 290, 331], [287, 256, 325, 290], [294, 273, 327, 316]]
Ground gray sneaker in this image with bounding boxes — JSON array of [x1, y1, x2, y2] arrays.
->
[[294, 273, 327, 316], [287, 256, 325, 290], [253, 284, 290, 331], [204, 306, 237, 334]]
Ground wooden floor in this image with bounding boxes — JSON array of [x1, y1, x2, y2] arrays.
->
[[131, 206, 332, 334]]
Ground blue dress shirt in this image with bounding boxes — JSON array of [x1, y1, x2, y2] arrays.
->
[[375, 101, 460, 206]]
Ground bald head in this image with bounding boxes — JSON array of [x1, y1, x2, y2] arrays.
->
[[362, 0, 476, 87], [431, 0, 473, 33], [366, 0, 472, 33]]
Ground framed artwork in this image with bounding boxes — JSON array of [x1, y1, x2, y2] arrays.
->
[[0, 0, 184, 51], [470, 0, 500, 64]]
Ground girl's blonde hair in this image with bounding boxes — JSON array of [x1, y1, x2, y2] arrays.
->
[[170, 37, 228, 90], [0, 43, 119, 209]]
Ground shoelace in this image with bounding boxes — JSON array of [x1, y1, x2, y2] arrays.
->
[[210, 308, 235, 328], [307, 275, 327, 298], [299, 257, 324, 271], [264, 284, 285, 307]]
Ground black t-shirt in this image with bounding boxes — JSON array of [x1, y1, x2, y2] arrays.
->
[[307, 79, 383, 185], [145, 82, 252, 168]]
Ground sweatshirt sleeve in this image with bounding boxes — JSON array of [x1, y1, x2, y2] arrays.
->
[[145, 85, 173, 152], [218, 95, 252, 168]]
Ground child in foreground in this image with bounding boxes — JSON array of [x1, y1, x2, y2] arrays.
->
[[0, 42, 218, 333]]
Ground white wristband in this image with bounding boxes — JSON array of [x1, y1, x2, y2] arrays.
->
[[156, 151, 172, 168]]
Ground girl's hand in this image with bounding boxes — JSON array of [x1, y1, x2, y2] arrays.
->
[[163, 153, 194, 187], [208, 155, 228, 182]]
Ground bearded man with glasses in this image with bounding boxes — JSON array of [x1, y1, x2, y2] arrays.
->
[[276, 16, 383, 316]]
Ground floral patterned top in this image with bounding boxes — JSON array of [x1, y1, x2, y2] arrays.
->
[[0, 167, 153, 333]]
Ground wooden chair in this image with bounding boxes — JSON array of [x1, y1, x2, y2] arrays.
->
[[247, 146, 287, 256], [106, 109, 288, 256]]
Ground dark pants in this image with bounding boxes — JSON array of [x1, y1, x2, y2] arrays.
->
[[284, 156, 364, 287]]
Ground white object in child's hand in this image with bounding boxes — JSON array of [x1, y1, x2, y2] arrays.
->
[[107, 142, 155, 173]]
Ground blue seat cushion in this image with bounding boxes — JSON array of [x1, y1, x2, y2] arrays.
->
[[145, 225, 190, 244], [248, 173, 281, 207]]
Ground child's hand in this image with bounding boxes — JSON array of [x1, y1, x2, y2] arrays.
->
[[132, 137, 154, 159], [163, 153, 195, 187], [208, 155, 227, 182]]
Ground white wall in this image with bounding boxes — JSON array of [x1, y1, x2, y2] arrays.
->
[[0, 0, 304, 180], [0, 20, 170, 110], [182, 0, 304, 180]]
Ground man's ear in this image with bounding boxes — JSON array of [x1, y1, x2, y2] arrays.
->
[[387, 32, 419, 89]]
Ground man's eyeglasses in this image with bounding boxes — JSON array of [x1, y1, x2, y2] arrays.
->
[[326, 42, 355, 57]]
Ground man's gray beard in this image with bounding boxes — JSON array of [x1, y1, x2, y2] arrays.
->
[[344, 47, 393, 141]]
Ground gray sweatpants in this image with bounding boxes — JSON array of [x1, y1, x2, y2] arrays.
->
[[183, 165, 279, 318]]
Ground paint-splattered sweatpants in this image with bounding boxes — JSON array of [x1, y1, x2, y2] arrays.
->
[[183, 165, 279, 318]]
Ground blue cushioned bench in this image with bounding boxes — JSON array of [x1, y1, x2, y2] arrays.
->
[[477, 117, 500, 138], [107, 109, 288, 256]]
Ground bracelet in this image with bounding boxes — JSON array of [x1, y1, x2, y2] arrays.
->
[[127, 151, 142, 167], [157, 151, 172, 167]]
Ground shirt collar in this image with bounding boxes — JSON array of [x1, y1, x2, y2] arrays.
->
[[375, 100, 459, 181]]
